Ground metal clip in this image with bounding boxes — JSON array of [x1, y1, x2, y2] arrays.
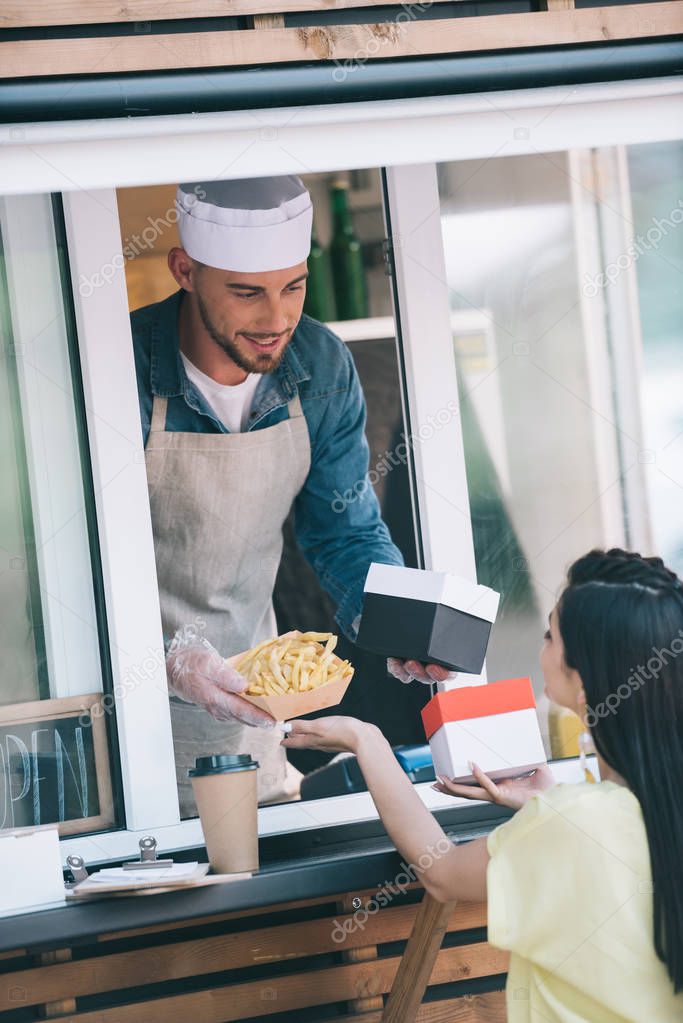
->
[[65, 854, 89, 889], [122, 836, 174, 870]]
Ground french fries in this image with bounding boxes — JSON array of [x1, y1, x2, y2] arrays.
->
[[234, 632, 354, 697]]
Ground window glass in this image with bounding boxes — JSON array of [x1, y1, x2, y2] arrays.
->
[[273, 173, 421, 774], [117, 169, 424, 814], [436, 153, 629, 750], [627, 140, 683, 576], [0, 194, 118, 835]]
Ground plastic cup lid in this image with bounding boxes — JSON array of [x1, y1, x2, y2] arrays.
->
[[189, 753, 259, 777]]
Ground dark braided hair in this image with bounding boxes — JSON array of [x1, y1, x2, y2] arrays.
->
[[558, 548, 683, 991]]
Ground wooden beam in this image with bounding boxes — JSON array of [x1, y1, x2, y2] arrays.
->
[[1, 0, 464, 29], [383, 893, 457, 1023], [1, 4, 681, 79]]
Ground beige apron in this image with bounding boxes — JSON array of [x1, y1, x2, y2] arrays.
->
[[145, 391, 311, 817]]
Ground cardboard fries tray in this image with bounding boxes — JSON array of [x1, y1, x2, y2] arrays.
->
[[227, 630, 354, 722]]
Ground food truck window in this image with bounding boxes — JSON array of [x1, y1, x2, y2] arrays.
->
[[435, 140, 683, 754], [0, 194, 120, 836], [0, 79, 674, 858], [116, 168, 427, 812]]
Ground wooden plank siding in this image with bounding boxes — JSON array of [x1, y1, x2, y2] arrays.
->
[[46, 944, 507, 1022], [0, 893, 504, 1021], [0, 899, 488, 1011], [0, 0, 466, 29], [1, 3, 682, 80]]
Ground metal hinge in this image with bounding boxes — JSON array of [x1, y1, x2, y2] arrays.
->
[[381, 237, 394, 277]]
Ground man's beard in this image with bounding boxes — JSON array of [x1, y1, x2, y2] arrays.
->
[[196, 291, 289, 375]]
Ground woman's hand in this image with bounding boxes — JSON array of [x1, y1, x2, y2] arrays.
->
[[280, 715, 375, 755], [433, 761, 555, 810]]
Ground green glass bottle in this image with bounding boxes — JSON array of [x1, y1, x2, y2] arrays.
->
[[303, 223, 337, 322], [329, 181, 369, 320]]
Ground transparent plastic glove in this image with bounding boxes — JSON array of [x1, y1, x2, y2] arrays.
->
[[166, 625, 276, 728], [387, 658, 458, 686]]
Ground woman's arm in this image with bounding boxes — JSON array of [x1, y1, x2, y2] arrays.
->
[[282, 717, 490, 904]]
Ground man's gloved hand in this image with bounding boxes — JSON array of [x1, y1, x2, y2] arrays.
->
[[166, 626, 276, 728], [387, 658, 458, 686]]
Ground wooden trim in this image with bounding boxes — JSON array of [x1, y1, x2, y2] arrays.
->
[[27, 943, 509, 1022], [0, 900, 488, 1011], [383, 892, 457, 1022], [95, 882, 477, 944], [94, 882, 432, 942], [1, 0, 464, 29], [1, 4, 681, 79], [96, 895, 349, 943], [0, 693, 114, 837]]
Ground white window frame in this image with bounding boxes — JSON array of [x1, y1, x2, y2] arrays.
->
[[62, 189, 180, 836], [565, 148, 630, 550], [1, 76, 680, 862], [590, 145, 655, 553], [0, 78, 681, 196]]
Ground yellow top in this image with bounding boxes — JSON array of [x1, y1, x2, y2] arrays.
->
[[486, 781, 683, 1023]]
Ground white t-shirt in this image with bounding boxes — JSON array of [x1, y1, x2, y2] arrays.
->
[[180, 352, 261, 433]]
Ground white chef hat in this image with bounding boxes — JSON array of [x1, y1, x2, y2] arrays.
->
[[175, 176, 313, 273]]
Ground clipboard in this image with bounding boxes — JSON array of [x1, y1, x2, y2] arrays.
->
[[65, 836, 254, 898], [67, 861, 210, 896], [66, 863, 256, 898]]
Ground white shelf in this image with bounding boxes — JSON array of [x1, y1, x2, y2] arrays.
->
[[326, 316, 396, 343], [327, 309, 493, 345]]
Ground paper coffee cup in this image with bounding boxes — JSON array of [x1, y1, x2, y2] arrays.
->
[[189, 754, 259, 874]]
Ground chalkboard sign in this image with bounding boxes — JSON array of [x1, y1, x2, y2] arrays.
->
[[0, 694, 114, 836]]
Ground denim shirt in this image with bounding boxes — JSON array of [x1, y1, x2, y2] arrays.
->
[[131, 288, 404, 640]]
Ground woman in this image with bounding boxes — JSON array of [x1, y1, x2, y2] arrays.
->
[[282, 548, 683, 1022]]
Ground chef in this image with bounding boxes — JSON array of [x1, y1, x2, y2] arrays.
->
[[131, 175, 451, 815]]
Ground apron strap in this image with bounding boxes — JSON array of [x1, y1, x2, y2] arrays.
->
[[287, 393, 304, 419], [149, 395, 169, 435], [151, 393, 300, 434]]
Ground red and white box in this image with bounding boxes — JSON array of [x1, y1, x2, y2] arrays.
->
[[421, 677, 546, 782]]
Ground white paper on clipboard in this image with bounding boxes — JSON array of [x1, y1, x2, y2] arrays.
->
[[69, 862, 211, 895], [90, 862, 205, 884]]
